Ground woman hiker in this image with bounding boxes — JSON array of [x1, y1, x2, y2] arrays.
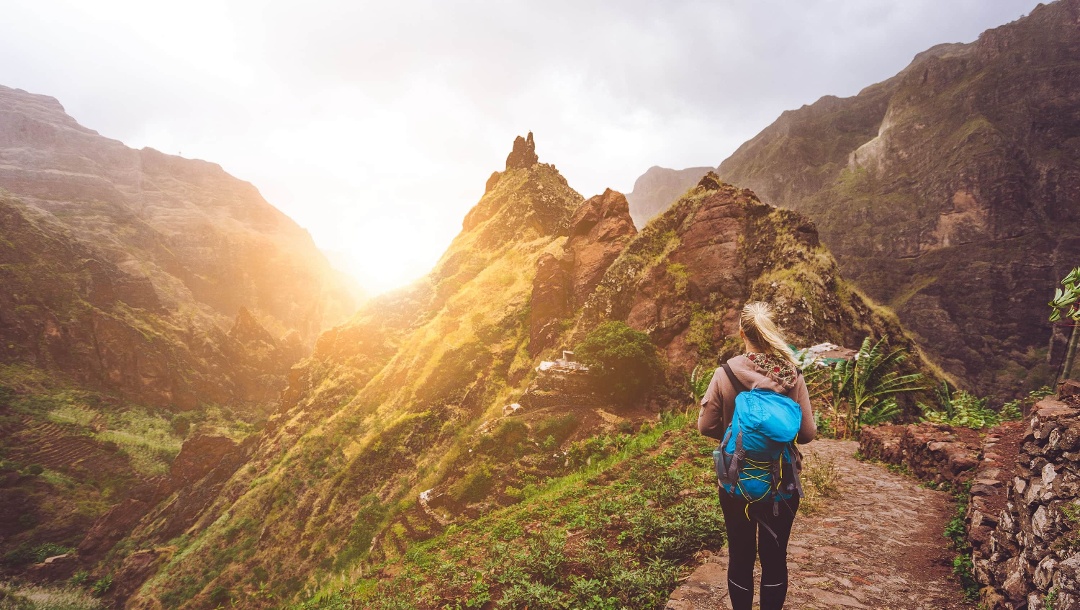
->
[[698, 301, 816, 610]]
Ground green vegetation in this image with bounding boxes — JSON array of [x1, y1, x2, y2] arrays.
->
[[919, 384, 1050, 429], [943, 482, 978, 602], [687, 365, 712, 409], [574, 322, 663, 406], [798, 454, 840, 515], [1, 543, 74, 568], [295, 415, 724, 609], [919, 382, 1028, 429], [1050, 267, 1080, 383], [1045, 585, 1060, 609], [808, 336, 925, 438], [0, 581, 105, 610]]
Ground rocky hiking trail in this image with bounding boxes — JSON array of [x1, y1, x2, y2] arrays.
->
[[666, 439, 974, 610]]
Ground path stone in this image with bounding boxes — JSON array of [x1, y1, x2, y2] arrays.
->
[[666, 439, 974, 609]]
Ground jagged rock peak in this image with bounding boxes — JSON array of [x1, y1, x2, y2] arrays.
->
[[697, 171, 723, 191], [505, 131, 539, 170]]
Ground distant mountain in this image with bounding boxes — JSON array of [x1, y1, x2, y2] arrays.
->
[[630, 0, 1080, 397], [0, 85, 359, 408], [717, 0, 1080, 397], [625, 165, 712, 227], [0, 85, 358, 576], [100, 136, 923, 609]]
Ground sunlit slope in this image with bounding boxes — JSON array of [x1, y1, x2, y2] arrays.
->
[[124, 156, 585, 608], [0, 84, 359, 410]]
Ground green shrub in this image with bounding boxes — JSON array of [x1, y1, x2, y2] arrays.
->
[[533, 413, 580, 448], [450, 464, 495, 504], [91, 574, 112, 597], [574, 321, 663, 405], [2, 542, 74, 567], [920, 382, 1025, 429]]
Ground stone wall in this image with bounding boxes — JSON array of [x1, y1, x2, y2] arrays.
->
[[859, 381, 1080, 610], [978, 386, 1080, 610]]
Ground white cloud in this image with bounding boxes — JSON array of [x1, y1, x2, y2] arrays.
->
[[0, 0, 1041, 293]]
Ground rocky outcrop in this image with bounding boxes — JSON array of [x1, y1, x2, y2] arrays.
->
[[565, 189, 637, 305], [626, 166, 712, 227], [528, 189, 637, 355], [459, 134, 583, 248], [579, 173, 907, 377], [713, 1, 1080, 398], [76, 434, 244, 562], [505, 131, 539, 170], [529, 253, 573, 355]]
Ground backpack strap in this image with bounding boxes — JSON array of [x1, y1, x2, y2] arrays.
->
[[722, 362, 749, 395]]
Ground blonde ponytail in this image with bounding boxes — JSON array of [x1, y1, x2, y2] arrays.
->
[[740, 302, 798, 365]]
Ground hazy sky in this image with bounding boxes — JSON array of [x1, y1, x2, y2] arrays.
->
[[0, 1, 1042, 293]]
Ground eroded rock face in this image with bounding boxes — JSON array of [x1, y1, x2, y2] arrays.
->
[[528, 189, 637, 355], [715, 1, 1080, 397], [565, 189, 638, 306], [529, 252, 572, 355], [75, 432, 247, 594], [579, 174, 895, 378]]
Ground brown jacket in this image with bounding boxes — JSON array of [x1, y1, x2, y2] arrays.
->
[[697, 354, 816, 443]]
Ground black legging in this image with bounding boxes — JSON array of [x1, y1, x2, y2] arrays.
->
[[718, 488, 799, 610]]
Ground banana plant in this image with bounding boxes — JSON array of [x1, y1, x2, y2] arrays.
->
[[1050, 267, 1080, 383], [829, 336, 925, 438]]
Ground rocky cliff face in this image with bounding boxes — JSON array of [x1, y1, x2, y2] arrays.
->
[[0, 85, 357, 408], [529, 188, 637, 354], [625, 165, 713, 227], [714, 0, 1080, 397], [577, 173, 913, 379]]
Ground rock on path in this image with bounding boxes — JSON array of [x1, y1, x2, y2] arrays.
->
[[666, 439, 974, 610]]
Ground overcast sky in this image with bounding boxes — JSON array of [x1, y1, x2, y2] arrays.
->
[[0, 1, 1042, 293]]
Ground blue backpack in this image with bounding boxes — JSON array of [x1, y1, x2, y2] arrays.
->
[[712, 363, 804, 517]]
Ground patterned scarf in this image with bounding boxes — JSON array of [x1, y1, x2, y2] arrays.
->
[[745, 351, 798, 390]]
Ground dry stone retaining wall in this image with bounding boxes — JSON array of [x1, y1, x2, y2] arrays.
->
[[859, 385, 1080, 610], [980, 391, 1080, 610]]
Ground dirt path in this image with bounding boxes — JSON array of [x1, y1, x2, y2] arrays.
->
[[666, 439, 974, 610]]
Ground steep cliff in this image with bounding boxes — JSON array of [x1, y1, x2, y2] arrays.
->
[[715, 0, 1080, 397]]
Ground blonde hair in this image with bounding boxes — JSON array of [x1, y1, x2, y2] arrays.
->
[[740, 301, 798, 365]]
